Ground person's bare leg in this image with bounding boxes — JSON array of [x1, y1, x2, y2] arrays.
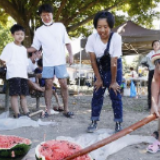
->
[[58, 78, 68, 113], [156, 95, 160, 141], [28, 80, 45, 92], [53, 90, 61, 107], [45, 78, 53, 114], [20, 95, 29, 114], [11, 96, 19, 116]]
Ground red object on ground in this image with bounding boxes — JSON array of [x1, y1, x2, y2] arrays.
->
[[35, 140, 92, 160], [0, 135, 31, 148], [0, 135, 31, 160]]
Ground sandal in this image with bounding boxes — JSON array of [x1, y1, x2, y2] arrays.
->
[[152, 131, 159, 140], [13, 113, 21, 118], [53, 106, 64, 112], [147, 140, 160, 153], [41, 111, 50, 118], [63, 111, 74, 118]]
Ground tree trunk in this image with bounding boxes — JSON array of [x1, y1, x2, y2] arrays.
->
[[23, 24, 33, 47]]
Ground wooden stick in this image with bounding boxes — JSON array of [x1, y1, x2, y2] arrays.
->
[[29, 110, 44, 117], [64, 113, 158, 160]]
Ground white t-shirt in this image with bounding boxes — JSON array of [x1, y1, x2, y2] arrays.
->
[[130, 70, 138, 78], [27, 58, 37, 82], [146, 50, 155, 60], [32, 22, 70, 67], [0, 42, 28, 80], [27, 58, 37, 73], [146, 50, 155, 70], [85, 32, 122, 58]]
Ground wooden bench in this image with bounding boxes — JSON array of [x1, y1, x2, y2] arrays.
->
[[0, 73, 43, 111]]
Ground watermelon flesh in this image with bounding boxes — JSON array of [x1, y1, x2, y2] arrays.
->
[[0, 135, 31, 160], [36, 140, 92, 160]]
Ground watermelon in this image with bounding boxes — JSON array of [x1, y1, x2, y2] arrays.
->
[[0, 135, 31, 160], [35, 140, 92, 160]]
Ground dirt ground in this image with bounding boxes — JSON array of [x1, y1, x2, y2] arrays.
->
[[0, 93, 159, 160]]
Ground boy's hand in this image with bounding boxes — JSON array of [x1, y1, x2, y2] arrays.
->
[[67, 55, 74, 66]]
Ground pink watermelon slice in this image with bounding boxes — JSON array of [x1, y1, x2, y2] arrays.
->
[[35, 140, 92, 160], [0, 135, 31, 160]]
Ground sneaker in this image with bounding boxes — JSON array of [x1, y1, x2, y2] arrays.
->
[[87, 121, 97, 133], [115, 122, 122, 133]]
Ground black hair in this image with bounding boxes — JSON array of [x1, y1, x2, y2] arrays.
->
[[28, 52, 33, 57], [93, 11, 115, 29], [39, 46, 42, 51], [38, 4, 53, 15], [152, 40, 160, 47], [10, 24, 25, 34], [37, 58, 43, 67], [130, 67, 134, 71]]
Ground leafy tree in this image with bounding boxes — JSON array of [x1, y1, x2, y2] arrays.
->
[[0, 0, 159, 46], [0, 18, 14, 53]]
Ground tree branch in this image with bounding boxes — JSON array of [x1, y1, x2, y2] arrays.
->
[[0, 0, 25, 24], [29, 0, 41, 12], [107, 0, 128, 11], [67, 0, 129, 32], [55, 0, 68, 21], [67, 15, 95, 32], [65, 0, 100, 23]]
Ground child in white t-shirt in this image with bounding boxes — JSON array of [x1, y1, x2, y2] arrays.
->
[[129, 67, 138, 78], [0, 24, 30, 118]]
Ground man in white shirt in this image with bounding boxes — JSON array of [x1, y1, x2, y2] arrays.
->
[[27, 4, 73, 118]]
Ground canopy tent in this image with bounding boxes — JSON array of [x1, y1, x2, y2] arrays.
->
[[74, 49, 91, 64], [113, 20, 160, 55], [73, 20, 160, 64]]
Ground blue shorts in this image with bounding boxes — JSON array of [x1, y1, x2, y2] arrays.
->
[[42, 64, 68, 79]]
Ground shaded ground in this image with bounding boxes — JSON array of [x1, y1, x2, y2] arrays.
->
[[0, 94, 158, 160]]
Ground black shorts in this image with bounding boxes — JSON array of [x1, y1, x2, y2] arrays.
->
[[8, 78, 29, 96]]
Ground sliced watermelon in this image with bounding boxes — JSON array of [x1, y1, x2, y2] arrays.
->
[[35, 140, 92, 160], [0, 135, 31, 160]]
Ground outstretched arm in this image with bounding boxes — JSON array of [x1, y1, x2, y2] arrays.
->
[[109, 57, 120, 95], [27, 47, 37, 53], [89, 52, 103, 91], [66, 43, 73, 65]]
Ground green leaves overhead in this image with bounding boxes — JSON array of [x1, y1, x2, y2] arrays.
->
[[0, 0, 159, 44]]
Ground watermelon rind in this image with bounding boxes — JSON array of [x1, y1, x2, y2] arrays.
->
[[35, 141, 93, 160], [35, 143, 45, 160], [0, 135, 31, 160]]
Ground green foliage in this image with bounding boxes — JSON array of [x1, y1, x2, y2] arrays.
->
[[0, 0, 159, 44], [0, 9, 10, 27], [0, 21, 13, 54]]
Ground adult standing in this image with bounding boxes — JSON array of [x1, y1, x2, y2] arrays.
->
[[27, 4, 74, 117], [85, 11, 123, 133], [141, 40, 160, 109]]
